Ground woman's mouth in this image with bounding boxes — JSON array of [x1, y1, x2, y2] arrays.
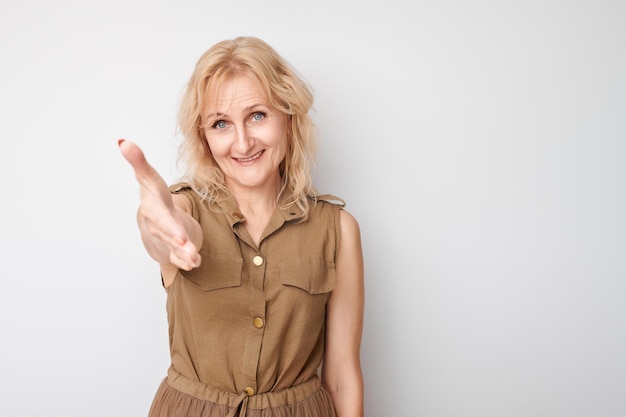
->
[[235, 150, 264, 162]]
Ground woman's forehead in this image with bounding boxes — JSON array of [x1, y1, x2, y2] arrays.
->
[[204, 73, 270, 113]]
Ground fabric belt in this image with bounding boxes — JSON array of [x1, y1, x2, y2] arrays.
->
[[166, 366, 322, 416]]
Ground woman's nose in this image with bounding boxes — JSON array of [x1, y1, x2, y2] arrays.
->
[[233, 125, 253, 152]]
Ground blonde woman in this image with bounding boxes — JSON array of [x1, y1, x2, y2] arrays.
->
[[119, 36, 364, 417]]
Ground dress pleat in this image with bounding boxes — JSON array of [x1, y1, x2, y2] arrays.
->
[[148, 378, 336, 417]]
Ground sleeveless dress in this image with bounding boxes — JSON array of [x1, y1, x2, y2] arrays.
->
[[147, 183, 343, 417]]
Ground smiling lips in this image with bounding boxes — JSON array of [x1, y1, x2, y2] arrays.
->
[[235, 150, 264, 163]]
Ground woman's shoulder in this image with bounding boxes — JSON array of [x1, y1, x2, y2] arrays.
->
[[307, 193, 360, 237]]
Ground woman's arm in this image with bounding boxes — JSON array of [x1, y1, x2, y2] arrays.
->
[[322, 209, 365, 417], [119, 139, 203, 285]]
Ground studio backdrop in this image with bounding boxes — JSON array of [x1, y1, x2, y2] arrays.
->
[[1, 1, 624, 416]]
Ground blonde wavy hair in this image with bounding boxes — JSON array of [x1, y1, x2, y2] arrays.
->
[[177, 36, 318, 214]]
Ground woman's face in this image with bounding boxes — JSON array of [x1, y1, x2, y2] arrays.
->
[[203, 73, 289, 193]]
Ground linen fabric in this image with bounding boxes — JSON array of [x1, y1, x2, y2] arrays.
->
[[147, 183, 343, 417]]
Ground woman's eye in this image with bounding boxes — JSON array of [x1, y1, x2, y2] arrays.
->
[[251, 112, 265, 121], [212, 120, 228, 129]]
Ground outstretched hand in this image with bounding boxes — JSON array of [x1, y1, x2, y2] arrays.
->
[[118, 139, 201, 271]]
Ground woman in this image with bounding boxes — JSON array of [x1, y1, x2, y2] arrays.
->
[[119, 36, 364, 417]]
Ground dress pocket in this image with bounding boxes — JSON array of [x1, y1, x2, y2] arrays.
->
[[183, 251, 243, 291], [279, 258, 337, 294]]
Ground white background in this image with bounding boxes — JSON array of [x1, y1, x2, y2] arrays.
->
[[1, 1, 624, 416]]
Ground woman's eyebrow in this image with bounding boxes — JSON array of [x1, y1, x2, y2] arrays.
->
[[205, 103, 268, 119]]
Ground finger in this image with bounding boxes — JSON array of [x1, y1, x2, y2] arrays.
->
[[177, 238, 202, 269], [144, 219, 199, 263], [170, 245, 202, 271]]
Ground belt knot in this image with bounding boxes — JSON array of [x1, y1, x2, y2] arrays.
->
[[226, 390, 250, 417]]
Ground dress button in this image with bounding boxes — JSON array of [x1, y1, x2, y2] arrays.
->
[[253, 317, 264, 328], [252, 255, 264, 266], [244, 387, 255, 396]]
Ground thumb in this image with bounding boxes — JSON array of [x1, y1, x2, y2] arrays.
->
[[118, 138, 163, 188], [118, 138, 147, 171]]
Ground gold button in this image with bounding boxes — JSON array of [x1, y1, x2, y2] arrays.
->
[[252, 255, 264, 266], [244, 387, 255, 396], [253, 317, 264, 328]]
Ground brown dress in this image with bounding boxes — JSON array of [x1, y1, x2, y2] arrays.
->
[[147, 184, 343, 417]]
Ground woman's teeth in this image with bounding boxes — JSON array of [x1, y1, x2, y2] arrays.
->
[[237, 151, 263, 162]]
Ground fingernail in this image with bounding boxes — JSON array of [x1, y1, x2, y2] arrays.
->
[[118, 138, 125, 147]]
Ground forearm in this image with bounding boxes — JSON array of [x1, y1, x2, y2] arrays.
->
[[326, 370, 364, 417]]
